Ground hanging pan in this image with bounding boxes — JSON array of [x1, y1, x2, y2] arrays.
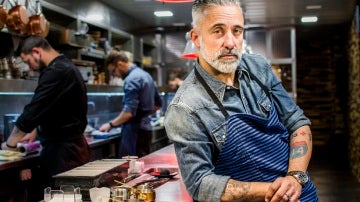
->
[[0, 0, 7, 30], [6, 0, 29, 35], [29, 0, 49, 36]]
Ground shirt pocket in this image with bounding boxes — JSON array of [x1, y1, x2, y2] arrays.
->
[[257, 92, 272, 115], [210, 122, 227, 149]]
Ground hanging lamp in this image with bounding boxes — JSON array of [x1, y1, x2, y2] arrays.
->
[[182, 32, 198, 59]]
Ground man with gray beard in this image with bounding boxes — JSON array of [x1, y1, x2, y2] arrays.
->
[[164, 0, 318, 202]]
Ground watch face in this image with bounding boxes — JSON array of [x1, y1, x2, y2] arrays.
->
[[297, 172, 309, 184]]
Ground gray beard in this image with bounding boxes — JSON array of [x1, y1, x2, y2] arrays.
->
[[199, 40, 242, 73]]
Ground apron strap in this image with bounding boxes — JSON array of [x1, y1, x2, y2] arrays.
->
[[194, 65, 271, 119], [247, 71, 271, 98], [194, 67, 230, 119]]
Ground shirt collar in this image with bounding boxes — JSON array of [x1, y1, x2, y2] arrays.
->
[[125, 64, 137, 77], [194, 56, 251, 100]]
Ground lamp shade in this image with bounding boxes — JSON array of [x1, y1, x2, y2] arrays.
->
[[182, 32, 198, 59]]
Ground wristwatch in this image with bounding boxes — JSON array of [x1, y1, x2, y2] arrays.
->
[[286, 171, 309, 187]]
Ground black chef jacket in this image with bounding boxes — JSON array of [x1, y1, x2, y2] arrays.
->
[[16, 54, 91, 180]]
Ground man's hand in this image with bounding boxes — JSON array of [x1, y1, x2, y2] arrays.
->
[[265, 176, 301, 202], [20, 129, 37, 143], [99, 123, 112, 132]]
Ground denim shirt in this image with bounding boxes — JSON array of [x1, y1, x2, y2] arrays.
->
[[123, 65, 160, 130], [164, 53, 311, 201]]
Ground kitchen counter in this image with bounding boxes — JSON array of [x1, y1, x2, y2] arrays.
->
[[0, 152, 40, 172], [0, 134, 122, 172], [51, 144, 192, 202], [0, 135, 121, 201], [134, 144, 192, 202], [86, 134, 121, 160], [0, 138, 184, 201]]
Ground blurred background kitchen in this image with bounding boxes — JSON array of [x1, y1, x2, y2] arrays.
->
[[0, 0, 359, 201]]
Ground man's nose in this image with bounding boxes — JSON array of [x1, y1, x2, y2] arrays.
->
[[223, 32, 236, 50]]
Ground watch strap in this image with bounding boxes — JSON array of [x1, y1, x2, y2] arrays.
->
[[286, 171, 308, 187], [109, 122, 115, 128]]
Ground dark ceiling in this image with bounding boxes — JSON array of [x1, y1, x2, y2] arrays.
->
[[101, 0, 357, 30]]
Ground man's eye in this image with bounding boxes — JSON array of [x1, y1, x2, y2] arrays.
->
[[214, 29, 223, 34], [233, 29, 243, 35]]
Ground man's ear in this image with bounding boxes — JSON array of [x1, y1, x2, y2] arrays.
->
[[117, 60, 125, 68], [190, 29, 200, 48], [32, 47, 41, 55]]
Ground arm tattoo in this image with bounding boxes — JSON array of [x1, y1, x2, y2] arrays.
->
[[290, 141, 308, 159], [290, 131, 312, 142], [12, 127, 23, 138], [225, 181, 250, 198]]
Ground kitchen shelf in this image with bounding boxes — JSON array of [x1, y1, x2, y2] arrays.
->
[[41, 1, 77, 29], [80, 49, 106, 59]]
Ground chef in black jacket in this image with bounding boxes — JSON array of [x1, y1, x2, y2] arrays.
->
[[1, 36, 91, 200]]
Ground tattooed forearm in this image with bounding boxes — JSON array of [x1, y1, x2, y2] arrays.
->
[[11, 127, 23, 138], [290, 141, 308, 159], [223, 180, 250, 200], [290, 130, 312, 142], [221, 180, 263, 201]]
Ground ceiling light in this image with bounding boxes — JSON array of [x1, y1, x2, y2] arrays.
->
[[156, 0, 194, 3], [306, 5, 322, 10], [86, 14, 104, 21], [173, 22, 186, 26], [301, 16, 318, 23], [154, 11, 173, 17]]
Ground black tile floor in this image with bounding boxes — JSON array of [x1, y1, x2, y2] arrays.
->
[[308, 144, 360, 202]]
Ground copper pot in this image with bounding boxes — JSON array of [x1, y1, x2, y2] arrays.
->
[[6, 0, 29, 35], [40, 19, 50, 37], [0, 0, 7, 30], [28, 0, 49, 36]]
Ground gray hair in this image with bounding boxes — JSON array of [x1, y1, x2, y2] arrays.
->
[[192, 0, 242, 30]]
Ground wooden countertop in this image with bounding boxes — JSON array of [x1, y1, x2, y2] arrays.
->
[[137, 144, 193, 202]]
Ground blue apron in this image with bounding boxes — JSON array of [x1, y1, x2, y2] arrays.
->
[[194, 67, 318, 201], [213, 105, 318, 201]]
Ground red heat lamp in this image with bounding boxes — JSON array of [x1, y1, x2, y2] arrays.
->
[[156, 0, 195, 3], [183, 53, 198, 59], [182, 32, 198, 59]]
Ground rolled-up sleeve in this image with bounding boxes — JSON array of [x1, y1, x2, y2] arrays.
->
[[264, 64, 311, 134], [165, 103, 229, 201], [122, 78, 141, 115]]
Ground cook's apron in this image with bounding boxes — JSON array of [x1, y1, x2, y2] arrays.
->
[[119, 110, 152, 157], [194, 67, 318, 201]]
